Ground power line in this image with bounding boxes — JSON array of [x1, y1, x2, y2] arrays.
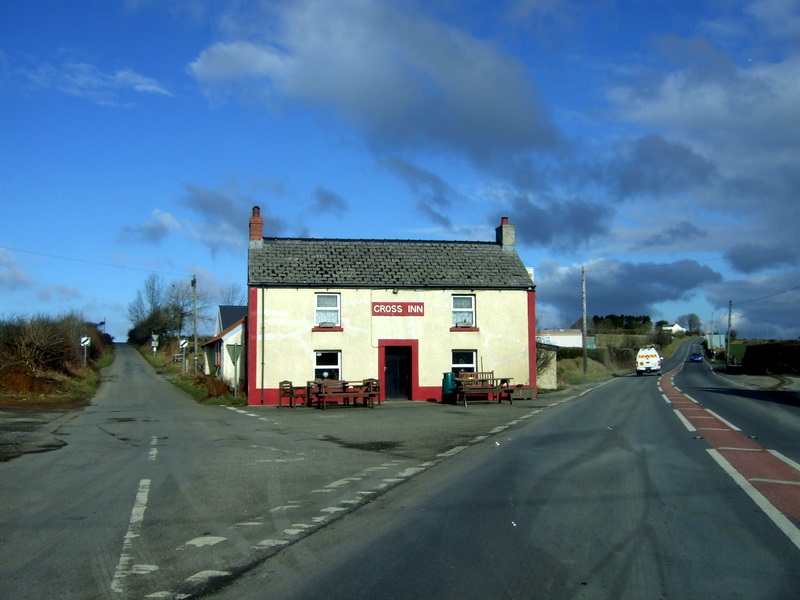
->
[[0, 244, 185, 277], [734, 284, 800, 306]]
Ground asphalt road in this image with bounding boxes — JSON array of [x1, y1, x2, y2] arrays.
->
[[0, 343, 574, 599], [1, 342, 797, 599], [210, 345, 800, 600]]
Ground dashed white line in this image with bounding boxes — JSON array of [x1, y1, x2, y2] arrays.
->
[[185, 536, 226, 548], [672, 410, 697, 432], [111, 478, 154, 594], [148, 436, 158, 461]]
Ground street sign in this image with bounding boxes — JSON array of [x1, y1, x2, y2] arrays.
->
[[151, 334, 159, 342], [180, 339, 188, 348], [80, 336, 91, 347]]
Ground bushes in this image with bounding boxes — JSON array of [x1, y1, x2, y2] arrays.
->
[[0, 313, 110, 381]]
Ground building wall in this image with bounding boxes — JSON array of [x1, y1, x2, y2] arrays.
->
[[247, 286, 534, 404], [536, 331, 584, 348]]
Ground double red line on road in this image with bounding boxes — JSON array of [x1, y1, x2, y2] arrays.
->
[[658, 367, 800, 546]]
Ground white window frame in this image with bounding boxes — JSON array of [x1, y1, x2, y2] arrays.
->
[[314, 350, 341, 380], [451, 350, 477, 373], [315, 293, 340, 327], [452, 294, 475, 327]]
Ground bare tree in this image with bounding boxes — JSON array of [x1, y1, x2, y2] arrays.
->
[[219, 283, 246, 306]]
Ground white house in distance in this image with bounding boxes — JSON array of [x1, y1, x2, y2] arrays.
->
[[202, 305, 247, 389], [536, 329, 586, 348], [661, 323, 686, 335], [245, 207, 537, 405]]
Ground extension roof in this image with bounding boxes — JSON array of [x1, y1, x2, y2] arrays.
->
[[218, 305, 247, 331], [248, 238, 534, 290]]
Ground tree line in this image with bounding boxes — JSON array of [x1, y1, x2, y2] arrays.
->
[[126, 274, 244, 346], [570, 312, 704, 335]]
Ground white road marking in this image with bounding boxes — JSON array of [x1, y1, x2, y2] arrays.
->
[[768, 449, 800, 472], [749, 478, 800, 486], [255, 539, 289, 549], [184, 570, 231, 585], [149, 436, 158, 461], [111, 478, 153, 594], [185, 536, 226, 548], [705, 409, 741, 431], [707, 449, 800, 551], [672, 410, 696, 432]]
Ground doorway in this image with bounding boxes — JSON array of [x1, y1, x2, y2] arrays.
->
[[384, 346, 412, 400]]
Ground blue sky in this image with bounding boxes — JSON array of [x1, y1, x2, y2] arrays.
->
[[1, 0, 799, 341]]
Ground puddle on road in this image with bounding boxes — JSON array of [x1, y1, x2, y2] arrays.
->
[[322, 435, 401, 452], [0, 412, 68, 462]]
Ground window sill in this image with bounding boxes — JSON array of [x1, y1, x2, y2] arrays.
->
[[450, 326, 479, 332], [312, 326, 344, 332]]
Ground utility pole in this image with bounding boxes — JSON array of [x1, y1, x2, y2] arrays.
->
[[192, 274, 198, 374], [726, 300, 733, 370], [582, 266, 588, 375]]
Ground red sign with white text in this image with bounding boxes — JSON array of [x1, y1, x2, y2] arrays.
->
[[372, 302, 425, 316]]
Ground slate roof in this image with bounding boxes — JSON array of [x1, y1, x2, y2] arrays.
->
[[248, 238, 534, 290], [218, 305, 247, 331]]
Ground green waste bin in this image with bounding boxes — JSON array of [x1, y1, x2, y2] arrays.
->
[[442, 372, 457, 404]]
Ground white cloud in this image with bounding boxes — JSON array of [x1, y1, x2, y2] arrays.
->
[[189, 0, 559, 157], [26, 60, 172, 106], [0, 249, 35, 290]]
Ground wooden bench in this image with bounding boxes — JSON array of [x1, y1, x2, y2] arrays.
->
[[455, 370, 513, 406], [307, 379, 381, 409], [278, 380, 306, 408]]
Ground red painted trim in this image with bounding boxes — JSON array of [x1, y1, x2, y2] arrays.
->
[[247, 286, 260, 405], [527, 289, 537, 397], [311, 326, 344, 332], [417, 385, 441, 403], [449, 326, 480, 332], [378, 339, 420, 401]]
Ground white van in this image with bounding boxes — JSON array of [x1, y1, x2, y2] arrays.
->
[[636, 346, 662, 376]]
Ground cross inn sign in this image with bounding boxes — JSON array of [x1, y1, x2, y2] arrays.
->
[[372, 302, 425, 316]]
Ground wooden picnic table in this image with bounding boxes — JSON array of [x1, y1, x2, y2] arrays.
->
[[454, 371, 513, 406], [306, 378, 381, 409]]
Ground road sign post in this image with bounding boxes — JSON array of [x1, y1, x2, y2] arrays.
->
[[227, 344, 243, 398], [80, 336, 91, 366], [180, 339, 188, 374]]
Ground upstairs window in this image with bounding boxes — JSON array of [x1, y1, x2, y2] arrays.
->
[[452, 295, 475, 327], [315, 293, 340, 327]]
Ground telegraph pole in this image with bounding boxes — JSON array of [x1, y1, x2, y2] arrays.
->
[[192, 274, 198, 374], [582, 266, 588, 375], [726, 300, 733, 370]]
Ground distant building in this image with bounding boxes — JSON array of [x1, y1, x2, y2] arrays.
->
[[662, 323, 686, 335], [536, 329, 593, 348], [202, 305, 246, 389]]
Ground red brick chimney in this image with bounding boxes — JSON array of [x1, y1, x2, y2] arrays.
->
[[249, 206, 263, 247]]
